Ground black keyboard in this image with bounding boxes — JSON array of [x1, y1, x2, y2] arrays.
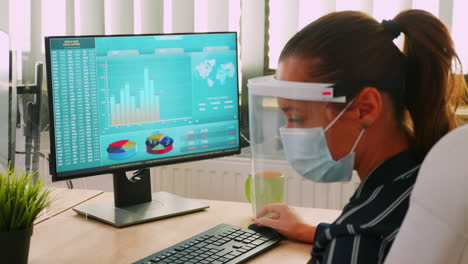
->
[[133, 223, 283, 264]]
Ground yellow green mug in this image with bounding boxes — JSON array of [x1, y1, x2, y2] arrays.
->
[[245, 171, 285, 213]]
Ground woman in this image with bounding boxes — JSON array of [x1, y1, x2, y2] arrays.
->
[[252, 9, 467, 263]]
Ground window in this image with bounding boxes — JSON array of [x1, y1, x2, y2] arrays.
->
[[267, 0, 468, 74]]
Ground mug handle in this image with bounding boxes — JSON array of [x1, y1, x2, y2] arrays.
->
[[244, 174, 252, 203]]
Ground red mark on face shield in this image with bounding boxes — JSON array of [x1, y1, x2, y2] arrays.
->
[[322, 92, 332, 96]]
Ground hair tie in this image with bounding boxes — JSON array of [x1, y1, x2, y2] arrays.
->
[[381, 19, 403, 40]]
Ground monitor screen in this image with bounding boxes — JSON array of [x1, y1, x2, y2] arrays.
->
[[46, 32, 240, 181]]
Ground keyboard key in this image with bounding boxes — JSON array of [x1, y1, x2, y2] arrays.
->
[[196, 242, 208, 247], [219, 256, 230, 262], [211, 247, 223, 252], [252, 239, 265, 245], [221, 250, 232, 256], [244, 244, 256, 250], [244, 229, 256, 234]]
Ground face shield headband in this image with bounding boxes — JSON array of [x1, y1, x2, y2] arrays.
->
[[247, 75, 404, 102]]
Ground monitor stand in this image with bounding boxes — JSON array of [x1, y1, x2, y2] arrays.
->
[[73, 168, 209, 228]]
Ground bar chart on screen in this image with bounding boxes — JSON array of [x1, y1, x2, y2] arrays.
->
[[96, 51, 193, 132], [109, 68, 161, 126]]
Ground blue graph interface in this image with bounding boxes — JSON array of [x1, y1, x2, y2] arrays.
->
[[48, 33, 239, 176]]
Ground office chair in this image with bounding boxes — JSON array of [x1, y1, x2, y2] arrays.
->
[[385, 125, 468, 263]]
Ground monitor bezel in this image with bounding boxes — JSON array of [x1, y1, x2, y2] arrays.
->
[[45, 32, 241, 182]]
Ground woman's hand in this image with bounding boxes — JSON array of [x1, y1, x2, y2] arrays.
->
[[254, 203, 316, 243]]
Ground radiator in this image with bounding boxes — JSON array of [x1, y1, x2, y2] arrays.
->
[[152, 156, 361, 210], [35, 152, 360, 210]]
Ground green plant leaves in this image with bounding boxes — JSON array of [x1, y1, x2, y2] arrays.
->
[[0, 165, 53, 231]]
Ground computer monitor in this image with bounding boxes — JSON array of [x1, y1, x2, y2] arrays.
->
[[45, 32, 240, 227]]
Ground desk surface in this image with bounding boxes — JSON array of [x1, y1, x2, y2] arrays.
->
[[29, 191, 341, 264], [34, 188, 103, 224]]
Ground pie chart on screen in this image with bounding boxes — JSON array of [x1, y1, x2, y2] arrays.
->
[[146, 133, 174, 154], [107, 140, 137, 160]]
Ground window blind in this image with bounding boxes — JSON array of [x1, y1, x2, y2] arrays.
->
[[8, 0, 241, 84], [268, 0, 468, 73]]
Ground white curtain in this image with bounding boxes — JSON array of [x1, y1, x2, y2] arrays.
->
[[8, 0, 241, 84], [268, 0, 468, 72]]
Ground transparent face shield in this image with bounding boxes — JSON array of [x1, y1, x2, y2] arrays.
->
[[247, 75, 352, 217]]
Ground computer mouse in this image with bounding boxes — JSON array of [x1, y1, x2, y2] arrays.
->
[[248, 223, 284, 240]]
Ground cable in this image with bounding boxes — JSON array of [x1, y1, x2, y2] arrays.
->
[[240, 132, 250, 145], [66, 180, 74, 189]]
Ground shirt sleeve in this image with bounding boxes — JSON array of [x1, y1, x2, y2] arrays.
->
[[321, 234, 387, 264], [314, 223, 331, 245]]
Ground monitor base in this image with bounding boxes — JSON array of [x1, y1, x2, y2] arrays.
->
[[73, 192, 209, 228]]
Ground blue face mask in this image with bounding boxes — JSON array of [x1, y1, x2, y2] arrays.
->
[[279, 102, 365, 183]]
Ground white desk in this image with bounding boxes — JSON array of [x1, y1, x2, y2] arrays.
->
[[29, 191, 341, 264]]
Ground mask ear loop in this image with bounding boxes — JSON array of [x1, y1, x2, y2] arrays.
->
[[350, 128, 366, 153], [324, 99, 356, 132]]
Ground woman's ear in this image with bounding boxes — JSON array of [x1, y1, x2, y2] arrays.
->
[[353, 87, 383, 127], [324, 87, 382, 125]]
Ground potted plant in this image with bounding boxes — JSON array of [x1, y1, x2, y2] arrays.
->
[[0, 166, 53, 264]]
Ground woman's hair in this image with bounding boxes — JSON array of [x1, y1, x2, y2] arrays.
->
[[280, 9, 468, 158]]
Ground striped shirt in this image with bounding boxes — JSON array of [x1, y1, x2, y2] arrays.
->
[[309, 149, 421, 264]]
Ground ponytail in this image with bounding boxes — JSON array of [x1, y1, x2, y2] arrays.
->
[[394, 9, 468, 157]]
